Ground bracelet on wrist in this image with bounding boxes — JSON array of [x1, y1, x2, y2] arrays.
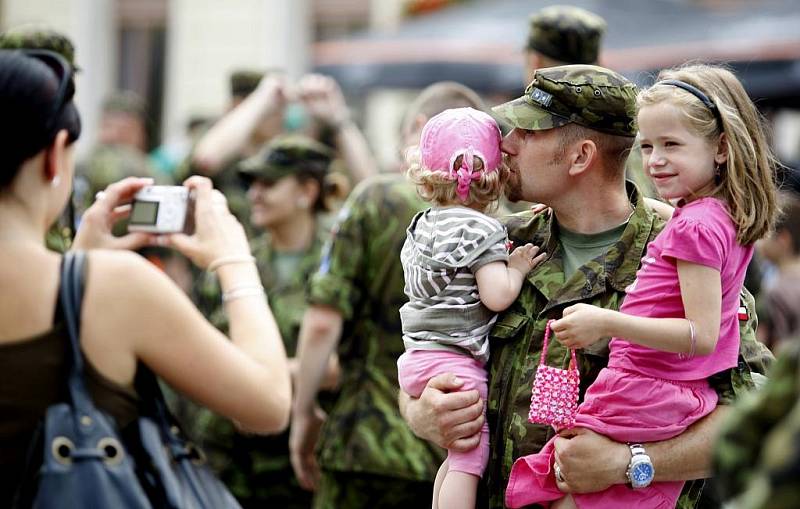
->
[[222, 283, 266, 303], [207, 255, 256, 273], [679, 319, 697, 360]]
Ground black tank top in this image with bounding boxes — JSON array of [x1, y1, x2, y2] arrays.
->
[[0, 308, 140, 505]]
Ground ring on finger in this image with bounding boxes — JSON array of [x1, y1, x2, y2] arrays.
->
[[95, 191, 107, 201], [554, 463, 565, 483]]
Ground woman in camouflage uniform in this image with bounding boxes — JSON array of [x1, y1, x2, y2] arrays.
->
[[188, 134, 346, 508]]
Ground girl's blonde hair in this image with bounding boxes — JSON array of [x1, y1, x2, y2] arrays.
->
[[637, 64, 779, 245], [406, 147, 507, 212]]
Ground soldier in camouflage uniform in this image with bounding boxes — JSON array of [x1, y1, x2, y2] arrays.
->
[[0, 25, 79, 252], [289, 82, 491, 508], [178, 70, 288, 229], [401, 65, 773, 509], [75, 91, 160, 214], [714, 339, 800, 509], [171, 135, 342, 508]]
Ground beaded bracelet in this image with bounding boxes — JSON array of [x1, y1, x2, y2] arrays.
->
[[207, 255, 256, 273], [222, 283, 265, 303]]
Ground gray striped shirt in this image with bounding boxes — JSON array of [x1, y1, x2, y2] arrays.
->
[[399, 206, 508, 364]]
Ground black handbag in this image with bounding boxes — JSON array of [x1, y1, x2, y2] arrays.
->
[[15, 251, 241, 509]]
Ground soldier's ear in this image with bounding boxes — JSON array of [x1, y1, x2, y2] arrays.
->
[[566, 139, 597, 177]]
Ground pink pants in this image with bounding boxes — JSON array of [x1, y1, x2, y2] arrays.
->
[[398, 349, 489, 477]]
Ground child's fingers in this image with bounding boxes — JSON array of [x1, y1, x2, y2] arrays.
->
[[561, 305, 578, 316]]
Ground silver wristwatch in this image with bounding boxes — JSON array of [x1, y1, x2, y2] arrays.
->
[[626, 443, 655, 488]]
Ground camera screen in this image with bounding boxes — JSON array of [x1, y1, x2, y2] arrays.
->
[[130, 201, 159, 225]]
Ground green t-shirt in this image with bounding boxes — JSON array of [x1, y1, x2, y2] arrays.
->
[[558, 220, 628, 278]]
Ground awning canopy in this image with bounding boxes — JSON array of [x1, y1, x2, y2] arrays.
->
[[313, 0, 800, 105]]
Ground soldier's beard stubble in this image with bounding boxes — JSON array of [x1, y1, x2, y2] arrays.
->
[[504, 161, 523, 202]]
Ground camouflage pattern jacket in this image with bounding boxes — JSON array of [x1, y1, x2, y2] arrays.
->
[[308, 173, 445, 481], [714, 339, 800, 509], [481, 183, 772, 509], [176, 147, 251, 232], [168, 223, 331, 501]]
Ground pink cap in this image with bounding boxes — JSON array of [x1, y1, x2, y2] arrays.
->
[[420, 107, 503, 202]]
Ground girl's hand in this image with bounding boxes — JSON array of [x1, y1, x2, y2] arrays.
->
[[72, 177, 157, 251], [508, 243, 546, 276], [160, 176, 251, 269], [551, 304, 612, 349]]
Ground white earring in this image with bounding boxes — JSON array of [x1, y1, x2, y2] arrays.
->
[[51, 175, 61, 188]]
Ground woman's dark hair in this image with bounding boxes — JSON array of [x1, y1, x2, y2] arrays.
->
[[294, 166, 349, 213], [0, 50, 81, 190]]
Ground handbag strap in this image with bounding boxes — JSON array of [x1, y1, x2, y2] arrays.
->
[[59, 251, 98, 419], [539, 319, 578, 370], [60, 252, 187, 451]]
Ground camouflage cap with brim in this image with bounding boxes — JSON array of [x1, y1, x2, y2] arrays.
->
[[238, 134, 334, 183], [0, 25, 78, 70], [492, 64, 637, 138], [527, 5, 606, 65]]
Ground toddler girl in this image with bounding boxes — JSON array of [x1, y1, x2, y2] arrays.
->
[[398, 107, 544, 509]]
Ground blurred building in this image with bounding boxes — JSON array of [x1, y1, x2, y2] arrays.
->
[[2, 0, 797, 172], [0, 0, 314, 157]]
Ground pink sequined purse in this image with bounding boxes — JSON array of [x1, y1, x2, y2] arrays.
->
[[528, 319, 580, 430]]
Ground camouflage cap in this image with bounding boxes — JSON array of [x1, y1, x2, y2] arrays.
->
[[230, 70, 264, 98], [0, 24, 78, 69], [527, 5, 606, 65], [238, 134, 334, 183], [492, 64, 637, 138]]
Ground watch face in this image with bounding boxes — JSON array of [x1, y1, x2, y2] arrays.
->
[[631, 462, 654, 486]]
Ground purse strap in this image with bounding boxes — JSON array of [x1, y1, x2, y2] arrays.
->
[[60, 252, 181, 446], [539, 319, 578, 370], [59, 251, 99, 420]]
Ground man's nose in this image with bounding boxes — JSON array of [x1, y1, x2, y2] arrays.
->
[[501, 130, 518, 155]]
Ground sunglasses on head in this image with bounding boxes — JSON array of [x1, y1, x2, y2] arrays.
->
[[20, 49, 76, 139]]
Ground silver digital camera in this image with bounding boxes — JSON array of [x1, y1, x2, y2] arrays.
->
[[128, 186, 194, 234]]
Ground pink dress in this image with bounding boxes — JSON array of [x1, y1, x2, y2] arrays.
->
[[505, 198, 754, 509]]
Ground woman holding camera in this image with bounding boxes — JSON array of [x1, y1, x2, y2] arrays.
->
[[0, 50, 291, 505]]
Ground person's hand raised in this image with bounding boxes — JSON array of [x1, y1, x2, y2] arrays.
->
[[296, 74, 350, 129], [160, 176, 251, 270], [72, 177, 156, 251]]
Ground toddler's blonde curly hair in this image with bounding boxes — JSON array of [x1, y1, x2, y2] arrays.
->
[[406, 147, 508, 213]]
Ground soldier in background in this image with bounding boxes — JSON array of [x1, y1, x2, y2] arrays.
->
[[184, 69, 284, 227], [0, 25, 80, 252], [523, 5, 606, 83], [171, 135, 345, 508], [755, 191, 800, 353], [75, 90, 161, 214], [714, 339, 800, 509], [289, 82, 486, 508]]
